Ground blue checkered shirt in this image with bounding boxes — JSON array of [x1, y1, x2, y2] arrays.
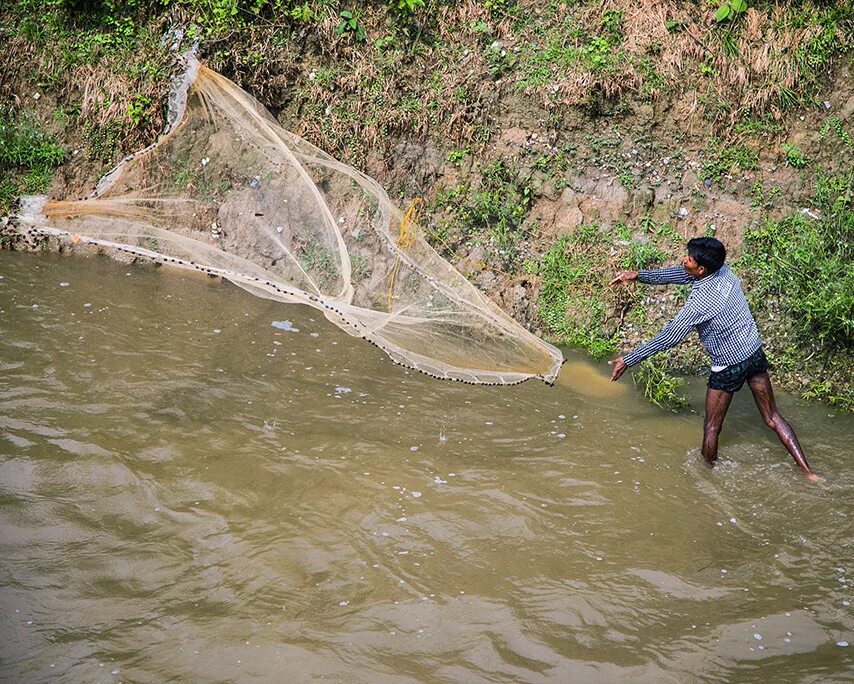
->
[[623, 265, 762, 368]]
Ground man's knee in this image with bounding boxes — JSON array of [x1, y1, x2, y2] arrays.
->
[[763, 411, 782, 431], [703, 418, 722, 436]]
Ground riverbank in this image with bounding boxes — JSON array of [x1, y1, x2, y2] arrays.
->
[[1, 0, 851, 410]]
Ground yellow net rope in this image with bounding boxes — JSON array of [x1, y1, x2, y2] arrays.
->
[[387, 197, 423, 313]]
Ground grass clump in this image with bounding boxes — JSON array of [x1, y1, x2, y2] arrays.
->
[[741, 173, 852, 345], [434, 159, 533, 269], [781, 143, 810, 169], [0, 108, 65, 213], [533, 228, 618, 358], [633, 357, 689, 412], [699, 137, 758, 183], [738, 171, 853, 410]]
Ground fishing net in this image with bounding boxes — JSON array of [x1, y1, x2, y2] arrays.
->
[[17, 57, 563, 385]]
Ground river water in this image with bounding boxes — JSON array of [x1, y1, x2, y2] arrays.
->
[[1, 251, 852, 683]]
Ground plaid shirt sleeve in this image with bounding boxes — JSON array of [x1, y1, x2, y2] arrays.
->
[[623, 286, 721, 367], [638, 266, 694, 285]]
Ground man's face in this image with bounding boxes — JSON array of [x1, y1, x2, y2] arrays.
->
[[683, 253, 706, 278]]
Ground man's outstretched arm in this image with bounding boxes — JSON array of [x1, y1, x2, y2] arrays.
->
[[611, 290, 716, 381], [637, 266, 694, 285], [609, 267, 695, 288]]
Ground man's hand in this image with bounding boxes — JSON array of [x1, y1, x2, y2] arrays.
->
[[610, 356, 627, 382], [609, 271, 638, 287]]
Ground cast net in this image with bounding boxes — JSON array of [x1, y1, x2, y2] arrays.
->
[[19, 57, 563, 384]]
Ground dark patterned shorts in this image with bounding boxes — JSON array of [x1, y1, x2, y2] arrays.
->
[[707, 346, 769, 393]]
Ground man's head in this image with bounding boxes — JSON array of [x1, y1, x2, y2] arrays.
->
[[683, 237, 726, 278]]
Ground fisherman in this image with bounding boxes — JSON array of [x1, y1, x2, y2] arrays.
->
[[608, 237, 818, 480]]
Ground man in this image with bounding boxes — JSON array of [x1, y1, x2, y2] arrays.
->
[[609, 237, 818, 480]]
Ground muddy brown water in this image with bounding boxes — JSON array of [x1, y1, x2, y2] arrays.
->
[[1, 251, 852, 683]]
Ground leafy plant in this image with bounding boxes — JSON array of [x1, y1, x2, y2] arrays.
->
[[337, 10, 366, 42], [388, 0, 424, 14], [781, 143, 810, 168], [602, 8, 623, 41], [126, 94, 151, 126], [633, 357, 689, 411], [715, 0, 747, 23], [484, 0, 515, 17], [446, 148, 468, 164], [820, 116, 852, 147], [289, 2, 314, 22], [375, 34, 395, 50]]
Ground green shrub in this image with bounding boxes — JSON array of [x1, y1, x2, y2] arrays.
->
[[0, 109, 65, 212], [0, 111, 65, 168], [739, 172, 853, 345], [633, 357, 689, 411]]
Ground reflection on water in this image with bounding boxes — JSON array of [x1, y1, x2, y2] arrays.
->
[[1, 251, 852, 683]]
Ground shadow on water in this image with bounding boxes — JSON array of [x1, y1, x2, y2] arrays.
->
[[1, 251, 852, 683]]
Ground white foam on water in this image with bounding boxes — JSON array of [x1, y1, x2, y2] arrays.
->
[[271, 320, 298, 332]]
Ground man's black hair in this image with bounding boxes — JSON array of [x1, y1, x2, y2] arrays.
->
[[687, 237, 726, 274]]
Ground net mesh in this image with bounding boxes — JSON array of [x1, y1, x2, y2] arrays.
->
[[20, 58, 563, 385]]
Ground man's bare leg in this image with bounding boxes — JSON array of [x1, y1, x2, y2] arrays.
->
[[703, 388, 734, 465], [747, 371, 817, 478]]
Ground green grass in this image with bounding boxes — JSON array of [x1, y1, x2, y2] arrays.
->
[[699, 138, 758, 182], [0, 108, 65, 213], [633, 357, 689, 412], [738, 171, 853, 410], [781, 143, 810, 169], [740, 173, 852, 345], [432, 158, 533, 269]]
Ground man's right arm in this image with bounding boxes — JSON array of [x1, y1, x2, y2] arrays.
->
[[638, 266, 694, 286]]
